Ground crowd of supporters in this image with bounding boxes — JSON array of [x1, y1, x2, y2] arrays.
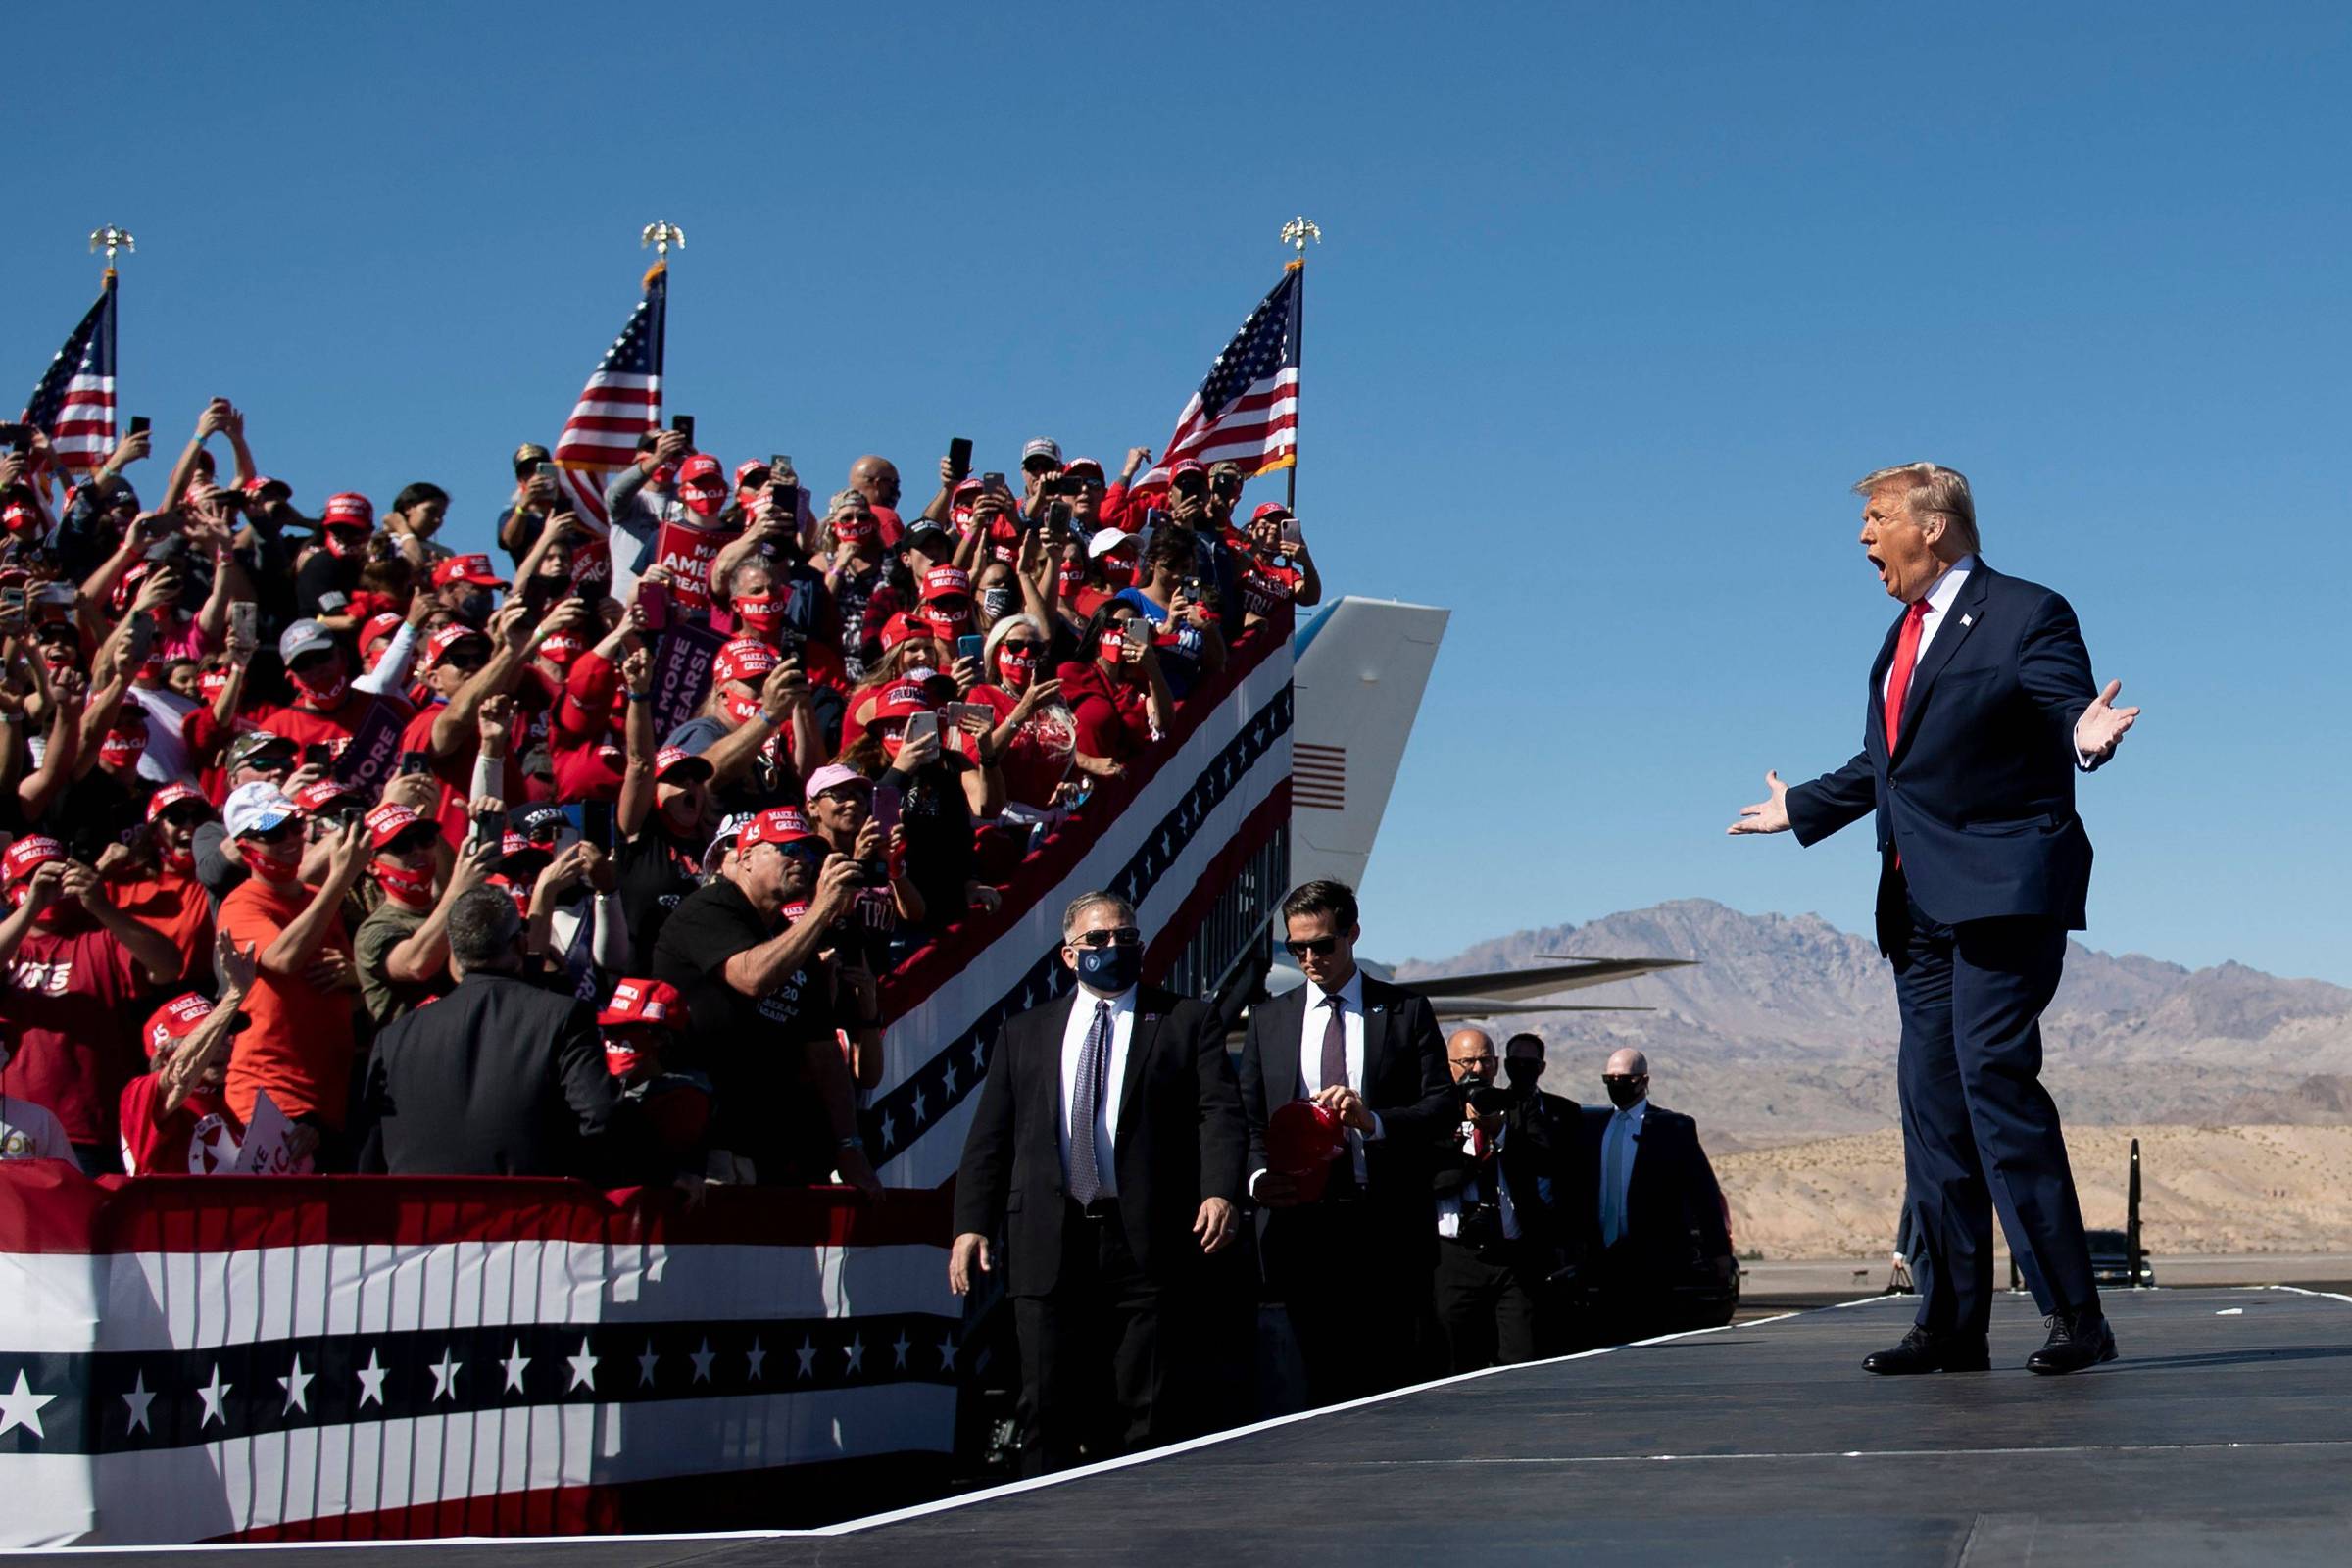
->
[[0, 405, 1317, 1185]]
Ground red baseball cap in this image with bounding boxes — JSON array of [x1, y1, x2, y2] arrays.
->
[[2, 499, 39, 536], [1250, 502, 1293, 524], [242, 474, 293, 502], [712, 637, 780, 688], [431, 554, 509, 589], [1266, 1100, 1347, 1202], [737, 806, 817, 851], [2, 835, 64, 885], [732, 460, 767, 490], [142, 993, 220, 1059], [598, 977, 688, 1031], [145, 782, 212, 824], [1063, 456, 1105, 480], [322, 492, 374, 530], [1169, 459, 1207, 481], [365, 802, 434, 850], [873, 680, 935, 721], [921, 566, 972, 603], [361, 611, 406, 654], [292, 779, 359, 816], [654, 745, 713, 782], [678, 454, 723, 488], [423, 623, 490, 669], [877, 612, 934, 653]]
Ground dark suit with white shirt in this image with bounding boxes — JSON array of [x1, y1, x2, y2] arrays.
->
[[1238, 971, 1453, 1403], [1786, 557, 2104, 1337], [1431, 1096, 1577, 1371], [954, 982, 1245, 1472]]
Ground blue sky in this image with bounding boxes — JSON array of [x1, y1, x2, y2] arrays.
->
[[9, 3, 2347, 981]]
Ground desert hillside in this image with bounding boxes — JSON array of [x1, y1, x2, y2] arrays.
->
[[1717, 1124, 2352, 1259]]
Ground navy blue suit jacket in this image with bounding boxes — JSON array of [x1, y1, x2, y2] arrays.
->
[[1786, 561, 2100, 933]]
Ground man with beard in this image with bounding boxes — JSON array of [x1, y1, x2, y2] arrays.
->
[[217, 785, 370, 1163], [0, 838, 181, 1173], [651, 806, 881, 1195]]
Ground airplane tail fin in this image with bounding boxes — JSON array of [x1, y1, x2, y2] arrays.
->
[[1289, 596, 1449, 894]]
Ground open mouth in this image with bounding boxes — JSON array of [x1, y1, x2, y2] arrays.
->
[[1867, 552, 1887, 580]]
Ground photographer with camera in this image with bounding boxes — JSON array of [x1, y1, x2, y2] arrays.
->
[[1432, 1027, 1578, 1373]]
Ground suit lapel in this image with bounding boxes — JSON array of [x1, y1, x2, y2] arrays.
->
[[1358, 978, 1389, 1095], [1867, 612, 1903, 759], [1115, 994, 1164, 1141], [1889, 564, 1993, 764], [1036, 992, 1080, 1131]]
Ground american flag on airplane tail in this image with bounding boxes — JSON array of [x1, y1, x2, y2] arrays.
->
[[1137, 266, 1300, 490], [21, 273, 118, 476], [553, 264, 667, 525]]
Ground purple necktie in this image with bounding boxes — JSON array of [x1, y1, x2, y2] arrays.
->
[[1069, 1001, 1111, 1205], [1319, 994, 1347, 1093]]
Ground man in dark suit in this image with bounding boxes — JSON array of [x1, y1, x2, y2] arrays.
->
[[1580, 1049, 1734, 1339], [1431, 1028, 1581, 1372], [1239, 879, 1453, 1405], [951, 891, 1246, 1475], [360, 887, 636, 1179], [1504, 1031, 1582, 1136], [1732, 462, 2140, 1376]]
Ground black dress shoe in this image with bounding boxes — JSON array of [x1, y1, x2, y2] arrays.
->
[[2028, 1308, 2118, 1375], [1863, 1325, 1991, 1375]]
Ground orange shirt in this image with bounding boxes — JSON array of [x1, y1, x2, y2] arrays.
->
[[219, 877, 358, 1128]]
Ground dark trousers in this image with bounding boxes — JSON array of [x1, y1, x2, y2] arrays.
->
[[1887, 890, 2096, 1336], [1433, 1236, 1540, 1372], [1274, 1200, 1437, 1406], [1011, 1199, 1162, 1476]]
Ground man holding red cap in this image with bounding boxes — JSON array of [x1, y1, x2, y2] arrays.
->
[[951, 891, 1246, 1473], [651, 805, 881, 1195], [118, 932, 258, 1175], [0, 836, 182, 1173]]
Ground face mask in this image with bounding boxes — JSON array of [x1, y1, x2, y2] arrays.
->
[[1605, 1079, 1645, 1111], [735, 595, 785, 638], [722, 691, 765, 728], [492, 877, 531, 921], [290, 663, 350, 708], [978, 586, 1015, 622], [198, 669, 230, 703], [994, 644, 1040, 690], [374, 858, 436, 907], [160, 840, 197, 875], [1075, 941, 1142, 996], [454, 589, 494, 625], [100, 732, 148, 770], [1098, 628, 1131, 664], [243, 838, 304, 883], [682, 484, 726, 519], [1102, 556, 1138, 587]]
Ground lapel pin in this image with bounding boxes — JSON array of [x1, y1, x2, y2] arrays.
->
[[1960, 613, 1973, 627]]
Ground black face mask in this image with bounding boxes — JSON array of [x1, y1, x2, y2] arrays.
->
[[455, 589, 495, 625], [1074, 942, 1141, 996], [1503, 1059, 1542, 1088], [1605, 1078, 1646, 1111]]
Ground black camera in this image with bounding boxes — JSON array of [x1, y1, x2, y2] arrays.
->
[[1040, 472, 1084, 499], [848, 857, 889, 888], [1460, 1079, 1511, 1118], [1456, 1197, 1506, 1248]]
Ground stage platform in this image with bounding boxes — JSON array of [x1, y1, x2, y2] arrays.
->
[[43, 1287, 2352, 1565]]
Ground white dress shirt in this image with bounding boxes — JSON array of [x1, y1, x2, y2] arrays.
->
[[1436, 1120, 1522, 1241], [1598, 1096, 1648, 1248], [1297, 968, 1384, 1184], [1058, 986, 1136, 1199]]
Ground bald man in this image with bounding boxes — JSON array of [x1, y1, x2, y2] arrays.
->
[[1431, 1027, 1575, 1371], [848, 456, 901, 512], [1581, 1049, 1734, 1340]]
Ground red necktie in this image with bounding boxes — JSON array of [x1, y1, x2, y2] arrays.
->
[[1884, 599, 1933, 751]]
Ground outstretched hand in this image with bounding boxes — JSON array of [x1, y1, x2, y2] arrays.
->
[[1727, 770, 1791, 835], [2074, 679, 2140, 763]]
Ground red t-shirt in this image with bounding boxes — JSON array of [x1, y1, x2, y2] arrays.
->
[[245, 690, 408, 759], [219, 878, 358, 1128], [968, 684, 1078, 810], [108, 869, 214, 987], [0, 917, 144, 1146], [118, 1073, 244, 1175], [1238, 555, 1305, 619], [1054, 662, 1152, 761]]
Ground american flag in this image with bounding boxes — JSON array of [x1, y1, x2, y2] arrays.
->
[[1138, 266, 1300, 490], [553, 263, 666, 524], [21, 273, 118, 477]]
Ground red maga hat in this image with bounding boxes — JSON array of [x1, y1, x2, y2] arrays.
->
[[1266, 1100, 1347, 1202]]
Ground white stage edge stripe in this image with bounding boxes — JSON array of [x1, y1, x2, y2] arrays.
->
[[868, 648, 1291, 1111], [11, 1385, 954, 1547], [3, 1244, 950, 1354]]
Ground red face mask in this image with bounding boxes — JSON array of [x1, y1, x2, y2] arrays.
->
[[290, 662, 350, 709], [995, 643, 1040, 691], [491, 877, 532, 921], [1099, 628, 1133, 664], [198, 669, 230, 704], [682, 483, 726, 519], [242, 836, 304, 883], [373, 858, 435, 908], [734, 595, 785, 639], [722, 690, 765, 728], [323, 527, 368, 560], [1102, 555, 1138, 588], [160, 839, 197, 875], [100, 732, 148, 771]]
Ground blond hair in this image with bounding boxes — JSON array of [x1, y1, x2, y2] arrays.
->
[[1853, 463, 1980, 553]]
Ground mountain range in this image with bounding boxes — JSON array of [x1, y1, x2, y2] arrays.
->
[[1396, 899, 2352, 1149]]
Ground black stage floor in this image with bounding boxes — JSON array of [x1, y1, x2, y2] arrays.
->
[[41, 1288, 2352, 1566]]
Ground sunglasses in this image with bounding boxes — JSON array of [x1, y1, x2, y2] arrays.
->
[[1072, 927, 1142, 950], [1601, 1073, 1647, 1086], [241, 819, 300, 846], [159, 807, 212, 829], [1284, 936, 1342, 958]]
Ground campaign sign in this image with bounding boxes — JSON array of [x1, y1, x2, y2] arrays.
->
[[651, 621, 728, 742], [654, 522, 731, 612], [333, 698, 406, 795], [229, 1090, 314, 1176]]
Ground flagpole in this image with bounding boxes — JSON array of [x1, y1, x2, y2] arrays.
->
[[1279, 218, 1320, 512]]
